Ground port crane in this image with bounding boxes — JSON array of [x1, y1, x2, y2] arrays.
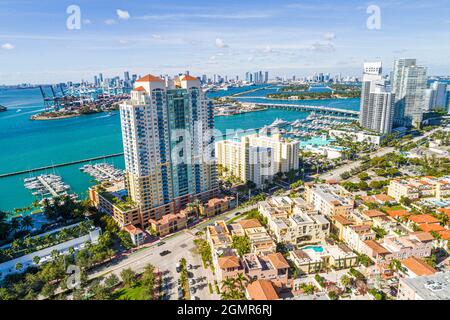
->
[[39, 84, 79, 111]]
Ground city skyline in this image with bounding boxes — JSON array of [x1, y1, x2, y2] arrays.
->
[[1, 0, 450, 84]]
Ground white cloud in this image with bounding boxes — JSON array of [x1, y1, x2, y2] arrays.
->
[[104, 19, 116, 25], [215, 38, 229, 48], [263, 45, 273, 53], [309, 42, 335, 53], [117, 9, 130, 20], [151, 34, 163, 40], [136, 12, 271, 20], [1, 43, 15, 50], [323, 32, 336, 41], [82, 19, 92, 25]]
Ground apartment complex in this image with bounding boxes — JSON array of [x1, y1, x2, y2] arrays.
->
[[387, 176, 450, 201], [216, 133, 299, 187], [305, 183, 354, 217], [259, 197, 330, 245], [118, 74, 218, 226], [289, 243, 358, 274], [391, 58, 427, 127], [359, 62, 395, 134], [363, 232, 433, 264]]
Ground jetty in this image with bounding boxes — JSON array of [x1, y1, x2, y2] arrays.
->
[[0, 153, 124, 178]]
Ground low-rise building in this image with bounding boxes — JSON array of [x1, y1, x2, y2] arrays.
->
[[343, 224, 376, 253], [363, 232, 433, 264], [215, 250, 245, 283], [206, 220, 233, 251], [200, 196, 236, 217], [289, 243, 358, 274], [305, 183, 354, 217], [401, 257, 437, 278], [388, 176, 450, 201], [243, 253, 289, 284], [148, 212, 187, 237], [398, 271, 450, 300], [123, 224, 146, 246], [246, 279, 280, 300]]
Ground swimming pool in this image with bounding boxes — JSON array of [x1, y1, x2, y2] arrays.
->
[[301, 245, 324, 253]]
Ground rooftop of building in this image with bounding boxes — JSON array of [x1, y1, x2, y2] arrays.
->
[[408, 214, 440, 225], [136, 74, 164, 83], [401, 257, 437, 276], [400, 271, 450, 300], [238, 219, 262, 229], [246, 280, 279, 300], [218, 254, 241, 269]]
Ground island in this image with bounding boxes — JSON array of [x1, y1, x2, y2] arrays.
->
[[30, 95, 128, 120]]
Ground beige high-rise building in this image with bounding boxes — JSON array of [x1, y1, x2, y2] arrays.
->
[[119, 74, 218, 225], [215, 133, 299, 188]]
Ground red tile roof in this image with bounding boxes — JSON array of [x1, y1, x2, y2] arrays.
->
[[385, 209, 411, 218], [364, 240, 390, 255], [363, 209, 386, 218], [266, 252, 290, 269], [401, 257, 436, 276], [246, 280, 279, 300], [437, 230, 450, 240], [418, 223, 446, 232], [238, 219, 262, 229], [218, 255, 240, 269], [180, 74, 199, 81], [136, 74, 164, 82], [408, 214, 440, 225], [123, 224, 144, 235], [133, 86, 146, 92]]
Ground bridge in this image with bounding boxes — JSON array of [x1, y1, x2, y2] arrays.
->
[[254, 103, 359, 117]]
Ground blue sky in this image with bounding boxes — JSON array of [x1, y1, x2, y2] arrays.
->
[[0, 0, 449, 84]]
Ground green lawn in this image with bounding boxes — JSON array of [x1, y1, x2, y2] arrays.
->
[[111, 282, 145, 300]]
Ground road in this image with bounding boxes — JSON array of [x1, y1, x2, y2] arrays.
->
[[319, 127, 440, 182], [84, 203, 256, 300]]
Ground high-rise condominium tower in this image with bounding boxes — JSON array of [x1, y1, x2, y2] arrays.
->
[[359, 62, 395, 134], [391, 58, 427, 127], [119, 74, 218, 222]]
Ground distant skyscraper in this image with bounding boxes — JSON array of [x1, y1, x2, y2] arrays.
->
[[392, 58, 427, 127], [430, 81, 448, 110], [120, 74, 218, 222], [99, 73, 103, 84], [359, 62, 395, 134], [264, 71, 269, 83]]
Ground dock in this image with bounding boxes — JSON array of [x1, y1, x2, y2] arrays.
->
[[0, 153, 124, 178], [36, 175, 59, 197]]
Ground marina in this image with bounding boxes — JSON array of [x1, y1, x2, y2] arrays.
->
[[80, 163, 124, 183], [24, 174, 74, 201]]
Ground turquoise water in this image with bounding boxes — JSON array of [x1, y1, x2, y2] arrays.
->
[[299, 136, 335, 149], [0, 87, 360, 212], [302, 245, 324, 253]]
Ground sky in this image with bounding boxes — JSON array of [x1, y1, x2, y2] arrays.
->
[[0, 0, 449, 84]]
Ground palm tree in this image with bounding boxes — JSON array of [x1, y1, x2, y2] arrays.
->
[[32, 256, 41, 265], [20, 215, 33, 231], [15, 263, 23, 271]]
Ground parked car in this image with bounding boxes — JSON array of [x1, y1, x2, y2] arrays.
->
[[160, 250, 171, 256], [189, 279, 195, 286], [176, 262, 181, 272]]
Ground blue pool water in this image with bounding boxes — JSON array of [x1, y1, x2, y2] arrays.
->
[[302, 245, 325, 253]]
